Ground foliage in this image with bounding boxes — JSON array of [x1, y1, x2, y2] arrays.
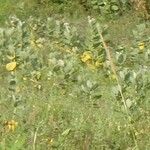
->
[[1, 0, 150, 25], [0, 15, 150, 149]]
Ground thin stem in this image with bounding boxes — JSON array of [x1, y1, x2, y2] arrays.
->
[[33, 127, 39, 150], [96, 24, 139, 149]]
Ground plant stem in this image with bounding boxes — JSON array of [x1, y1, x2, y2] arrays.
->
[[96, 24, 139, 150]]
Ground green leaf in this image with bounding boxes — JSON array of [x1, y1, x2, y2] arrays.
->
[[10, 135, 26, 150], [86, 80, 93, 89], [62, 128, 71, 136], [124, 71, 132, 83], [91, 0, 98, 5], [136, 23, 146, 32], [126, 99, 132, 108], [93, 5, 99, 10], [111, 5, 119, 11], [117, 53, 126, 64]]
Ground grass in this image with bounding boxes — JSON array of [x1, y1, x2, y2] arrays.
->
[[0, 1, 150, 150]]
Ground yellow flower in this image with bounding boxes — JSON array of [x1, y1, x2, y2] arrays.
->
[[138, 42, 145, 52], [4, 120, 18, 132], [6, 61, 17, 71], [81, 51, 93, 63]]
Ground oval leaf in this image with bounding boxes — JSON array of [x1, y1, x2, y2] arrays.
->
[[62, 128, 71, 136], [111, 5, 119, 11]]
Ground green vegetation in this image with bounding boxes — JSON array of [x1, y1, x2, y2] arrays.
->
[[0, 0, 150, 149]]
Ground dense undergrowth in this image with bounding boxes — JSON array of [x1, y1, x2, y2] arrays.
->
[[0, 0, 150, 150]]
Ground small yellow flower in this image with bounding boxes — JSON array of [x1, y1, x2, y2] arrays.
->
[[4, 120, 18, 132], [6, 62, 17, 71], [138, 42, 145, 52], [81, 51, 93, 63]]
